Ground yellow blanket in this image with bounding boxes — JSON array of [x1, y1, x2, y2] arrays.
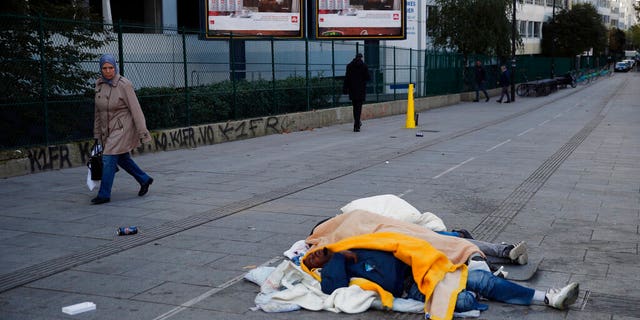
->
[[306, 210, 482, 265], [301, 232, 468, 320]]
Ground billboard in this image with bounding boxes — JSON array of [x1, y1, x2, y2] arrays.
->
[[315, 0, 405, 40], [204, 0, 304, 38]]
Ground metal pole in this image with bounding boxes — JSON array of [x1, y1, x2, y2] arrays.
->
[[271, 38, 276, 113], [38, 15, 49, 145], [331, 41, 336, 107], [182, 27, 190, 126], [550, 0, 556, 78], [117, 19, 124, 76], [230, 33, 237, 119], [305, 38, 310, 111], [510, 0, 516, 102]]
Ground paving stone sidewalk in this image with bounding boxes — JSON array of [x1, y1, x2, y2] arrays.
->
[[0, 73, 638, 320]]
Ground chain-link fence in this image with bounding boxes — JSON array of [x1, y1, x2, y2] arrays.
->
[[1, 14, 587, 150]]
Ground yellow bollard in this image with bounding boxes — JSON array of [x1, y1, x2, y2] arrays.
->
[[405, 83, 416, 128]]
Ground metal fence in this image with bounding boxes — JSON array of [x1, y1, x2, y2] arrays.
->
[[0, 14, 588, 150]]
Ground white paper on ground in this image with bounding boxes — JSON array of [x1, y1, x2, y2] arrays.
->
[[62, 301, 96, 315]]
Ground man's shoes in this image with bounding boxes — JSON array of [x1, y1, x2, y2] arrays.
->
[[515, 252, 528, 265], [353, 128, 360, 132], [91, 197, 110, 205], [496, 100, 502, 103], [545, 282, 579, 310], [485, 97, 490, 102], [472, 99, 479, 102], [507, 241, 528, 265], [504, 101, 511, 104], [138, 178, 153, 196]]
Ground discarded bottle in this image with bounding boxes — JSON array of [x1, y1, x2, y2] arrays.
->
[[117, 226, 138, 236]]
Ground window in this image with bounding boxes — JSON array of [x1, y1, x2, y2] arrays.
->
[[109, 0, 163, 33], [527, 21, 534, 38], [426, 5, 438, 36], [178, 0, 200, 31], [519, 20, 527, 37], [534, 21, 541, 38]]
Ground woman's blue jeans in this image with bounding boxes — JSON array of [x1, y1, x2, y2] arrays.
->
[[407, 270, 534, 312], [98, 152, 150, 199]]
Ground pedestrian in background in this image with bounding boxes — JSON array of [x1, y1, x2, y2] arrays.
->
[[496, 65, 511, 104], [473, 60, 489, 102], [343, 53, 370, 132], [92, 53, 154, 205]]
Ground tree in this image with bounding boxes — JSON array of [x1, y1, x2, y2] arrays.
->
[[426, 0, 517, 62], [0, 0, 112, 102], [540, 3, 607, 58], [608, 28, 626, 59], [627, 25, 640, 50]]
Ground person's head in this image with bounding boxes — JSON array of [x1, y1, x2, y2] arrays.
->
[[355, 53, 363, 61], [99, 54, 118, 81], [501, 65, 507, 72], [475, 60, 482, 67], [303, 247, 333, 269]]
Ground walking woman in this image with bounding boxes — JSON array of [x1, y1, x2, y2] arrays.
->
[[92, 54, 153, 205]]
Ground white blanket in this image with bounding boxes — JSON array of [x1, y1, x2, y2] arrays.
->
[[340, 194, 447, 231], [246, 260, 479, 316], [247, 260, 378, 313]]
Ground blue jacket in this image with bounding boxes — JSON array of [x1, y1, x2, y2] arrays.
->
[[499, 69, 510, 87], [319, 249, 410, 297]]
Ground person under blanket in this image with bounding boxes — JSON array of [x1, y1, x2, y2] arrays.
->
[[304, 247, 580, 313], [308, 212, 528, 268], [336, 194, 530, 266]]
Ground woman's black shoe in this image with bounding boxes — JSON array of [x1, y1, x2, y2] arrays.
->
[[138, 177, 154, 196], [91, 197, 110, 205]]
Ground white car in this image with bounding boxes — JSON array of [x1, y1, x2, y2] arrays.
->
[[614, 61, 630, 72]]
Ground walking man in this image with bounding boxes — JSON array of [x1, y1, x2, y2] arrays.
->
[[497, 65, 511, 103], [473, 60, 489, 102], [343, 53, 370, 132]]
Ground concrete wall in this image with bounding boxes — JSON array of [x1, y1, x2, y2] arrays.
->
[[0, 93, 470, 179]]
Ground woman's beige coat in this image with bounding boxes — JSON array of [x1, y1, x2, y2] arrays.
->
[[93, 74, 151, 155]]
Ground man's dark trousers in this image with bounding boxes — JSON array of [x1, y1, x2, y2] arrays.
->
[[352, 99, 363, 131]]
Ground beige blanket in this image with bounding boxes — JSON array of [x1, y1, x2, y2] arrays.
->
[[305, 210, 483, 265]]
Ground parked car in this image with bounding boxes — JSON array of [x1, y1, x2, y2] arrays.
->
[[623, 59, 636, 69], [614, 61, 630, 72]]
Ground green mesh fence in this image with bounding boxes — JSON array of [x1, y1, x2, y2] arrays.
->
[[0, 14, 604, 150]]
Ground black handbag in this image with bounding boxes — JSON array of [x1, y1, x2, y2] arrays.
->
[[88, 141, 103, 181]]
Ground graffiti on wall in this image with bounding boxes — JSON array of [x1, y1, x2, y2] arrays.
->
[[27, 145, 74, 172], [26, 116, 294, 173]]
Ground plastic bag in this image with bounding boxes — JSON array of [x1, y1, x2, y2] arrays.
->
[[87, 142, 103, 181]]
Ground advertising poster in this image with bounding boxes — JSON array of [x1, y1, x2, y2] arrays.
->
[[316, 0, 405, 39], [205, 0, 303, 38]]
